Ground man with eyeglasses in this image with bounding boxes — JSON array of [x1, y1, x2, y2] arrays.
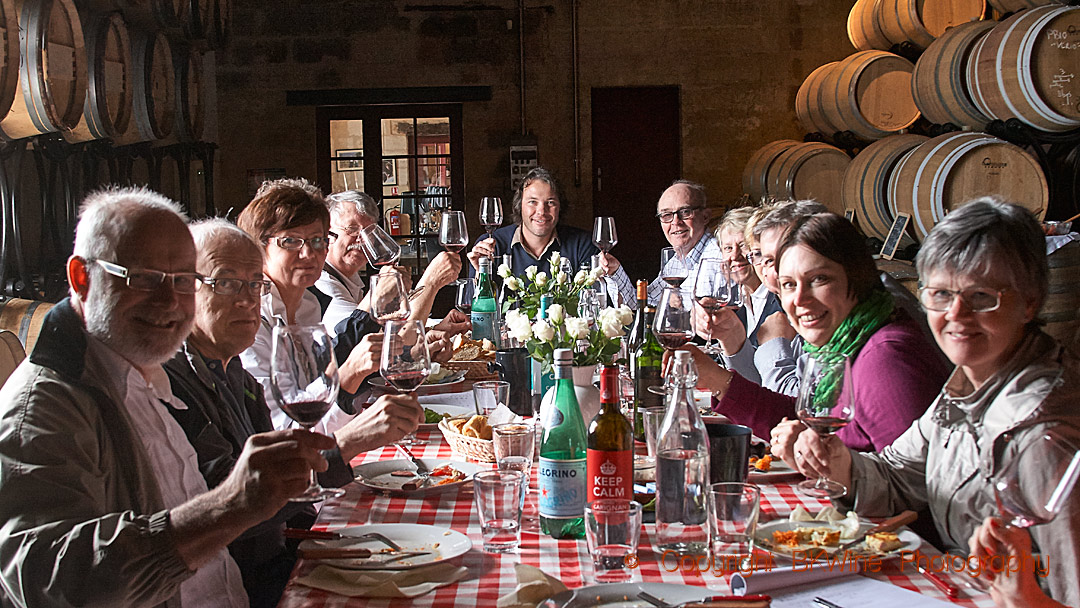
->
[[641, 180, 720, 307], [0, 188, 335, 607], [164, 218, 422, 608]]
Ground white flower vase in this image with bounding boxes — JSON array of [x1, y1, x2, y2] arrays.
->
[[539, 365, 601, 427]]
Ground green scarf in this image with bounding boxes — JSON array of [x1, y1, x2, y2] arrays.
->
[[803, 288, 895, 409]]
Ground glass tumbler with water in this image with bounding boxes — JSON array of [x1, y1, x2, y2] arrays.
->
[[473, 470, 526, 553], [585, 499, 643, 583]]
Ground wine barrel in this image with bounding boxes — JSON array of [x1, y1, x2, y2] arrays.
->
[[1041, 239, 1080, 350], [766, 142, 851, 213], [114, 28, 174, 144], [172, 44, 202, 141], [65, 11, 132, 142], [969, 5, 1080, 132], [204, 0, 228, 49], [742, 140, 799, 201], [911, 19, 995, 129], [0, 0, 18, 124], [878, 0, 986, 50], [987, 0, 1064, 13], [182, 0, 210, 39], [848, 0, 892, 51], [0, 297, 54, 354], [0, 0, 86, 140], [888, 131, 1047, 241], [0, 329, 24, 388], [818, 50, 920, 140], [795, 62, 841, 134], [841, 134, 928, 240]]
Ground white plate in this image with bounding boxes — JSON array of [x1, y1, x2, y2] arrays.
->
[[368, 370, 467, 392], [541, 582, 711, 608], [299, 523, 472, 570], [419, 402, 477, 430], [753, 519, 921, 560], [353, 458, 481, 496], [747, 457, 801, 481]]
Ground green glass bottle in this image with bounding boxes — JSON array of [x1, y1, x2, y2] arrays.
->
[[631, 304, 664, 442], [471, 257, 499, 345], [538, 348, 587, 539]]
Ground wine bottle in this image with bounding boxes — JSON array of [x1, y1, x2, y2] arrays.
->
[[471, 257, 499, 344], [631, 299, 664, 442], [627, 280, 649, 351], [538, 348, 587, 539], [587, 365, 633, 503]]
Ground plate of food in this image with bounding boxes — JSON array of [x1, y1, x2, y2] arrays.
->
[[368, 365, 467, 392], [418, 402, 477, 430], [298, 523, 472, 570], [353, 458, 480, 496], [753, 507, 921, 560], [747, 454, 800, 480]]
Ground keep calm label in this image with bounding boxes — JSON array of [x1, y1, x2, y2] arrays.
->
[[587, 448, 633, 501]]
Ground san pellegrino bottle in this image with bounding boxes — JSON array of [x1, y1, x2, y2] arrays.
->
[[471, 257, 499, 344], [587, 365, 633, 503], [539, 348, 587, 539], [631, 288, 663, 441], [655, 350, 710, 555]]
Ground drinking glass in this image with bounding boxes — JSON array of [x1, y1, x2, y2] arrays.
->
[[369, 272, 410, 322], [473, 380, 510, 416], [269, 324, 344, 502], [660, 247, 687, 287], [357, 224, 401, 268], [795, 353, 854, 499], [642, 406, 668, 468], [592, 217, 618, 253], [480, 197, 503, 239], [473, 470, 526, 552], [454, 277, 475, 315], [693, 258, 744, 355], [708, 482, 760, 572], [381, 319, 432, 445], [439, 210, 469, 254], [994, 430, 1080, 528], [653, 285, 694, 351], [585, 500, 643, 583], [494, 422, 537, 529]]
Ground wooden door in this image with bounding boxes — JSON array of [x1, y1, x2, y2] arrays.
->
[[591, 86, 680, 283]]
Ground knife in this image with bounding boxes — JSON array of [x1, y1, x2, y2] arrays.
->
[[298, 547, 431, 560], [918, 564, 960, 599], [395, 444, 431, 491], [838, 510, 917, 551], [284, 528, 341, 540]]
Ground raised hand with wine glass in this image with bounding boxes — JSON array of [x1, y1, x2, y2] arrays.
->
[[793, 352, 853, 499], [692, 258, 743, 356], [440, 210, 469, 254], [381, 319, 433, 445]]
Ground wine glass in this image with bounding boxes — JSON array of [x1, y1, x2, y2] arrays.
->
[[269, 324, 345, 502], [660, 247, 688, 288], [381, 319, 432, 445], [653, 285, 694, 351], [994, 430, 1080, 529], [480, 197, 503, 239], [358, 224, 401, 268], [369, 271, 411, 322], [440, 210, 469, 254], [592, 217, 618, 253], [693, 258, 744, 355], [454, 277, 475, 315], [795, 353, 854, 499]]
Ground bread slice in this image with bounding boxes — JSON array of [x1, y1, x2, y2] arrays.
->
[[865, 531, 903, 552]]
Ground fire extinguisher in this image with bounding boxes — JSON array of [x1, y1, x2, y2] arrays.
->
[[387, 208, 401, 235]]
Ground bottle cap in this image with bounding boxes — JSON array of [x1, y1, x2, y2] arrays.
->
[[553, 348, 573, 364], [674, 350, 692, 364], [636, 280, 648, 300]]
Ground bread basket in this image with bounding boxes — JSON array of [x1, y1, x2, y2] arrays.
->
[[444, 359, 499, 380], [438, 416, 496, 463]]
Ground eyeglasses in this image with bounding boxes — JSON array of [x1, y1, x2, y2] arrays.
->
[[746, 250, 763, 265], [200, 276, 272, 296], [331, 224, 364, 237], [91, 259, 201, 294], [656, 207, 702, 224], [266, 235, 329, 251], [918, 286, 1004, 313]]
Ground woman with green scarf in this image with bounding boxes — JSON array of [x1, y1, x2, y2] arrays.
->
[[689, 213, 949, 463]]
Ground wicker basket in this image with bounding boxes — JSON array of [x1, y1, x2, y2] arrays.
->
[[444, 359, 499, 380], [438, 416, 496, 463]]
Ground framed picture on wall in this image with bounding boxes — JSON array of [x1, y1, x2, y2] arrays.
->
[[382, 159, 397, 186], [336, 149, 363, 172]]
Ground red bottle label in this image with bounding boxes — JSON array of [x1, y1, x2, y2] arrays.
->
[[586, 448, 633, 502]]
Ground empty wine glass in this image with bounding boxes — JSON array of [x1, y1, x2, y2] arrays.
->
[[369, 271, 411, 322], [269, 324, 344, 502], [994, 430, 1080, 529], [660, 247, 688, 288], [454, 277, 475, 315], [592, 217, 618, 253], [440, 210, 469, 254], [357, 224, 401, 268], [693, 258, 744, 355], [795, 353, 854, 499], [381, 319, 432, 445], [480, 197, 503, 240]]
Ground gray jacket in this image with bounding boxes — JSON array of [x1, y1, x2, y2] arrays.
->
[[843, 329, 1080, 605], [0, 300, 189, 608]]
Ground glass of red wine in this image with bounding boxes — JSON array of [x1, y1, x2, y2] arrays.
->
[[269, 324, 344, 502], [381, 319, 432, 446], [649, 285, 694, 396], [994, 430, 1080, 529], [358, 223, 401, 268], [693, 258, 743, 356], [795, 353, 854, 499], [440, 210, 469, 254], [480, 197, 503, 240], [660, 247, 688, 288]]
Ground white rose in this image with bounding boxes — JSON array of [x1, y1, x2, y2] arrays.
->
[[546, 304, 564, 324], [556, 271, 568, 284], [574, 269, 588, 284], [505, 276, 521, 291], [616, 305, 634, 326], [526, 265, 538, 280], [549, 251, 562, 269], [590, 268, 604, 283], [507, 313, 533, 342], [601, 317, 624, 339], [534, 272, 548, 287], [564, 317, 590, 340], [533, 319, 555, 342], [498, 263, 511, 279]]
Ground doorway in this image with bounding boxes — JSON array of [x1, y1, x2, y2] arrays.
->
[[591, 86, 680, 284]]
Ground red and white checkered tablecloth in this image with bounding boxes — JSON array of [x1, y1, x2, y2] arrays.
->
[[278, 426, 997, 608]]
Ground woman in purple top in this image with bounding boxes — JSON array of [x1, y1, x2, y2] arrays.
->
[[686, 213, 950, 463]]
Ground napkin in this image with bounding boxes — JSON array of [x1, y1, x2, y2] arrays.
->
[[295, 561, 468, 598], [496, 563, 568, 608], [488, 403, 521, 426], [731, 563, 859, 595]]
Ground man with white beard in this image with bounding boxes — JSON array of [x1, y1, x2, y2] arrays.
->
[[0, 187, 332, 607]]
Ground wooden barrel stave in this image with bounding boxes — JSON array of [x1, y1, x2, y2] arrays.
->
[[114, 27, 174, 144], [742, 140, 799, 201], [912, 19, 995, 128], [848, 0, 892, 51], [821, 50, 920, 140], [65, 11, 132, 142], [841, 134, 928, 240], [796, 62, 840, 134], [767, 142, 851, 213], [171, 43, 202, 141], [0, 0, 19, 124], [0, 297, 54, 354]]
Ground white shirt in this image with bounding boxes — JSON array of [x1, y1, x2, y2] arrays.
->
[[89, 338, 248, 608], [315, 264, 366, 337], [647, 234, 721, 307], [744, 282, 771, 334]]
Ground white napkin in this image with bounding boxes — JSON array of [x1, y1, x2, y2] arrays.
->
[[731, 563, 859, 595], [295, 561, 468, 598], [487, 403, 521, 426], [1045, 232, 1078, 255], [496, 563, 568, 608]]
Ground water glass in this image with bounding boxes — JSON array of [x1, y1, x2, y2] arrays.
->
[[494, 422, 536, 510], [473, 380, 510, 416], [708, 482, 761, 572], [473, 470, 526, 553], [642, 407, 667, 465], [585, 500, 643, 583]]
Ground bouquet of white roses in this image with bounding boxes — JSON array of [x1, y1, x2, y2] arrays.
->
[[504, 303, 634, 372], [498, 251, 605, 320]]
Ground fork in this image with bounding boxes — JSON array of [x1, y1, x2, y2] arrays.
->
[[356, 532, 403, 551]]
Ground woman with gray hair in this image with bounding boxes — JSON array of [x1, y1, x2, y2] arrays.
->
[[792, 198, 1080, 607]]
